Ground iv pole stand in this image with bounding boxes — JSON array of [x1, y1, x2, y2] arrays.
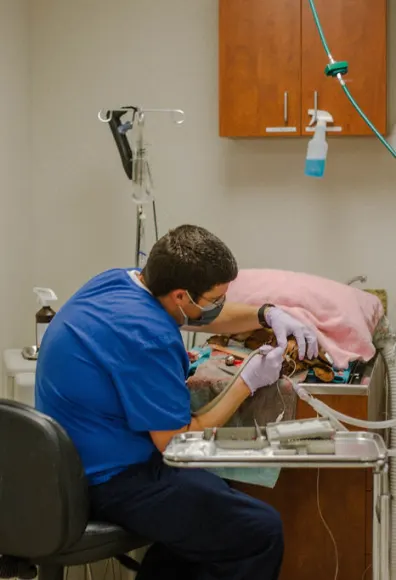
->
[[98, 106, 184, 268]]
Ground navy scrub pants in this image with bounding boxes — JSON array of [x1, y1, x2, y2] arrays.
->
[[89, 454, 284, 580]]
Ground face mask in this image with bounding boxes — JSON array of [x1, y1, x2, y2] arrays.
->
[[179, 292, 225, 326], [187, 303, 224, 326], [179, 298, 225, 327], [178, 306, 189, 327]]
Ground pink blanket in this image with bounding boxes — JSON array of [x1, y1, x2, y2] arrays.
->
[[227, 269, 384, 369]]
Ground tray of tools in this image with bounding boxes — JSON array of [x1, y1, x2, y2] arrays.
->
[[163, 418, 388, 469]]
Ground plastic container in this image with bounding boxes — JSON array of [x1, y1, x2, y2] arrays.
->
[[33, 287, 58, 349], [305, 110, 334, 178]]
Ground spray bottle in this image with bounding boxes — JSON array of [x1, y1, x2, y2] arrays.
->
[[305, 109, 334, 178], [33, 287, 58, 349]]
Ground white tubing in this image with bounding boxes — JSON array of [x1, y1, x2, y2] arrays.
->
[[307, 396, 396, 429], [379, 338, 396, 580], [293, 380, 396, 428]]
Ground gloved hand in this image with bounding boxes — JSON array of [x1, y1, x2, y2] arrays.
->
[[265, 307, 318, 361], [241, 345, 284, 394]]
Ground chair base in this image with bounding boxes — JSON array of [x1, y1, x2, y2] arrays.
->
[[38, 556, 141, 580], [0, 556, 37, 579], [38, 563, 63, 580], [0, 555, 141, 580], [114, 555, 140, 573]]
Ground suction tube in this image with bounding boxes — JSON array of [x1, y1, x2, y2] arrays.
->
[[377, 328, 396, 580], [294, 383, 396, 429], [291, 321, 396, 432]]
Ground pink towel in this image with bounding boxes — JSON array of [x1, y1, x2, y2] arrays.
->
[[227, 269, 384, 370]]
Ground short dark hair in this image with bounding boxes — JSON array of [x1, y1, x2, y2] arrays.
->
[[142, 224, 238, 298]]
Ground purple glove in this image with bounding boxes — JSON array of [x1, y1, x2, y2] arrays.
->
[[241, 345, 284, 394], [265, 307, 318, 361]]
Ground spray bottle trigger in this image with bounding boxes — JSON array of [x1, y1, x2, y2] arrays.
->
[[308, 110, 317, 127], [308, 109, 334, 127], [33, 287, 58, 306]]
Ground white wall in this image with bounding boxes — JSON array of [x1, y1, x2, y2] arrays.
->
[[26, 0, 396, 333], [0, 0, 32, 364]]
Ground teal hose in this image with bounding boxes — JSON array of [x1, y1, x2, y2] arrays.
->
[[308, 0, 396, 158], [307, 0, 331, 57]]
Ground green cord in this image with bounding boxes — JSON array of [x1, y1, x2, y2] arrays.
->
[[341, 85, 396, 157], [307, 0, 396, 158], [307, 0, 331, 56]]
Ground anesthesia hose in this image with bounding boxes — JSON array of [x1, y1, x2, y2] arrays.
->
[[308, 0, 396, 158]]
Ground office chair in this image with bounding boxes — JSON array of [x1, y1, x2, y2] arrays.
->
[[0, 399, 149, 580]]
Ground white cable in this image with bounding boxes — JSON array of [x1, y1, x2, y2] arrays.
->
[[361, 564, 371, 580], [275, 357, 296, 422], [316, 468, 339, 580], [284, 356, 297, 378], [275, 380, 286, 423]]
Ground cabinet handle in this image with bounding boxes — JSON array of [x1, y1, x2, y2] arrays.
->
[[314, 90, 318, 121], [284, 91, 288, 124]]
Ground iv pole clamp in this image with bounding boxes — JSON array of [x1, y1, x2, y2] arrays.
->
[[98, 105, 185, 267]]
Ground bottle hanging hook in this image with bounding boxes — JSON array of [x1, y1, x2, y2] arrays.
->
[[98, 107, 185, 125], [136, 108, 185, 125], [97, 106, 139, 124], [98, 109, 112, 123]]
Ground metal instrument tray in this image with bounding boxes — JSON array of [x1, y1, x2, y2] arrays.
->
[[163, 431, 387, 469], [203, 426, 268, 450]]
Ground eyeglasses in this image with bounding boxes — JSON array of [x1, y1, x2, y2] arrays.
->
[[186, 291, 226, 310]]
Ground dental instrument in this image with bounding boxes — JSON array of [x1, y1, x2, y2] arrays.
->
[[308, 0, 396, 159], [98, 105, 185, 267]]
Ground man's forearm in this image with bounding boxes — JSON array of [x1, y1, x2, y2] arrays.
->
[[190, 377, 250, 431], [150, 377, 251, 453], [186, 302, 262, 335]]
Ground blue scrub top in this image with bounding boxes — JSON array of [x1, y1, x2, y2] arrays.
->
[[35, 268, 191, 485]]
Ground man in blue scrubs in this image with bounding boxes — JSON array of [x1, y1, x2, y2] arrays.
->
[[35, 224, 318, 580]]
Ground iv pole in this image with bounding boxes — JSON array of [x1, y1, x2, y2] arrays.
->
[[98, 106, 185, 267]]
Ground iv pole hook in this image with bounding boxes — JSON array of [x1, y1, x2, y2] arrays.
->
[[138, 108, 185, 125], [98, 107, 185, 125]]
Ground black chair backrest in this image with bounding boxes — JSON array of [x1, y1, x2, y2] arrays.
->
[[0, 399, 89, 558]]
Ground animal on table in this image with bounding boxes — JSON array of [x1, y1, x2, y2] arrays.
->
[[208, 328, 334, 382]]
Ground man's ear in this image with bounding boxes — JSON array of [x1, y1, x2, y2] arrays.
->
[[170, 289, 186, 304]]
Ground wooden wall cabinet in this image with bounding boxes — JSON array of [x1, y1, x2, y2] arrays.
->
[[219, 0, 387, 137]]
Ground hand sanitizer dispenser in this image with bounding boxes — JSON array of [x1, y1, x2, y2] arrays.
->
[[305, 110, 334, 178], [33, 287, 58, 350], [22, 287, 58, 361]]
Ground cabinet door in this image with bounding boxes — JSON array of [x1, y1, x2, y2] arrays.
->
[[301, 0, 387, 136], [219, 0, 301, 137]]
